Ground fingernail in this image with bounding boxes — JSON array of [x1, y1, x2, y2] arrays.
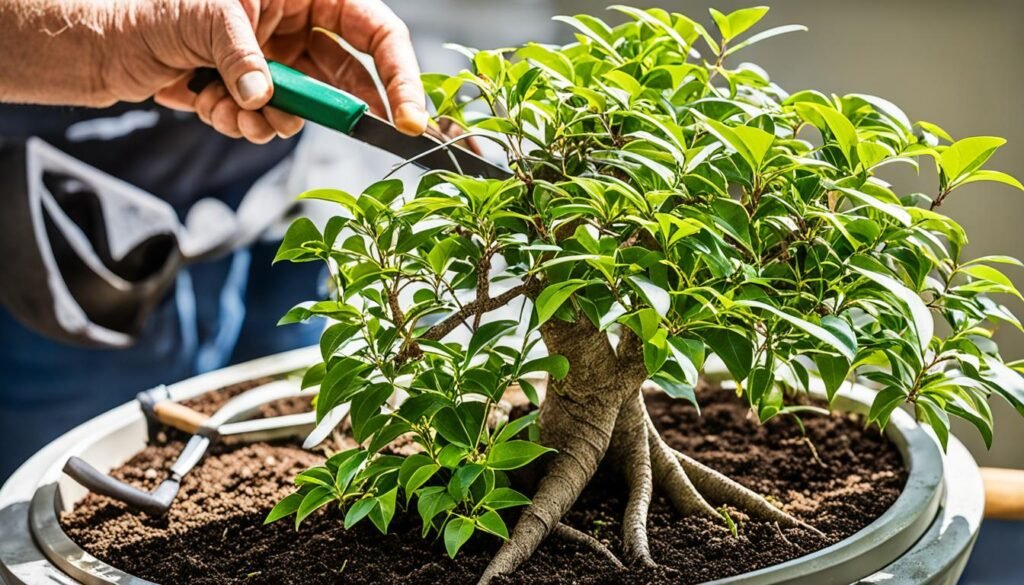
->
[[394, 103, 428, 136], [238, 70, 270, 106]]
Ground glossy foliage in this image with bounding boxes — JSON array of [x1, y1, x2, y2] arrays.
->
[[271, 5, 1024, 554]]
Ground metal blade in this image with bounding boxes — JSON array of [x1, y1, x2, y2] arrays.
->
[[201, 380, 306, 431], [217, 412, 316, 444], [350, 114, 512, 180]]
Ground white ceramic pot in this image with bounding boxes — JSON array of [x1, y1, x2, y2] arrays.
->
[[0, 347, 981, 585]]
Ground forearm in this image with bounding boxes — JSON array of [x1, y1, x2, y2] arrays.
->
[[0, 0, 123, 107]]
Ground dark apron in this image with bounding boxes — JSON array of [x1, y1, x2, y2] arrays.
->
[[0, 103, 298, 347]]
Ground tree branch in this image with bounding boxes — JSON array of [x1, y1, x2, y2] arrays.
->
[[395, 279, 540, 365], [473, 249, 495, 329]]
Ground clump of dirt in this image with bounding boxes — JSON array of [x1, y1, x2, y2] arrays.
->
[[62, 383, 905, 585]]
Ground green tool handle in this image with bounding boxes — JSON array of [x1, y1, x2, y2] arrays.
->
[[187, 61, 369, 134]]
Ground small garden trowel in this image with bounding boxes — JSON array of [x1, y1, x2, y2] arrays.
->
[[188, 61, 512, 180]]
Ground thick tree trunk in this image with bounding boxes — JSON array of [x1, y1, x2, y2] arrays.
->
[[476, 321, 813, 584], [478, 319, 645, 584]]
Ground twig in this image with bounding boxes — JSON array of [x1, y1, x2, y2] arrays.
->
[[395, 280, 538, 364]]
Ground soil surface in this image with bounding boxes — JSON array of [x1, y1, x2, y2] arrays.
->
[[62, 381, 905, 585]]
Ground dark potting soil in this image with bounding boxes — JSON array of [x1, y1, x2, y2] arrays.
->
[[62, 382, 905, 585]]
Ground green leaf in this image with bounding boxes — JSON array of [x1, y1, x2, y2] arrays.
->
[[344, 497, 378, 529], [917, 397, 950, 451], [297, 188, 358, 210], [405, 464, 441, 502], [486, 440, 554, 470], [433, 403, 486, 449], [295, 467, 335, 488], [517, 378, 541, 406], [333, 450, 368, 493], [918, 121, 953, 143], [651, 371, 697, 408], [478, 487, 532, 510], [278, 304, 314, 326], [552, 15, 619, 59], [363, 179, 404, 204], [368, 487, 398, 533], [731, 125, 775, 167], [466, 320, 519, 361], [981, 360, 1024, 417], [516, 44, 575, 82], [747, 364, 774, 407], [417, 486, 456, 534], [626, 275, 671, 316], [349, 383, 392, 443], [723, 24, 807, 57], [710, 198, 753, 251], [320, 323, 359, 361], [438, 444, 469, 469], [295, 486, 336, 528], [274, 218, 323, 264], [850, 259, 933, 353], [697, 115, 761, 171], [941, 136, 1005, 183], [967, 255, 1024, 267], [535, 280, 592, 325], [710, 6, 770, 41], [956, 169, 1024, 192], [738, 300, 856, 361], [444, 517, 476, 558], [796, 103, 859, 165], [476, 510, 510, 540], [398, 453, 433, 486], [603, 70, 644, 98], [668, 336, 705, 383], [643, 328, 670, 375], [520, 354, 570, 380], [426, 237, 461, 275], [814, 353, 850, 402], [835, 186, 911, 227], [703, 328, 754, 380], [265, 492, 304, 524], [495, 412, 539, 444], [449, 464, 485, 501], [960, 264, 1023, 300], [868, 386, 907, 428]]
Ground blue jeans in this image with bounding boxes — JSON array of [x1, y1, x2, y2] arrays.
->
[[960, 519, 1024, 584], [0, 240, 324, 481]]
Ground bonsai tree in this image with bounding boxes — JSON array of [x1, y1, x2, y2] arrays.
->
[[270, 5, 1024, 583]]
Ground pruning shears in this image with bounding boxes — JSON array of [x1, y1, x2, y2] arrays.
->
[[189, 61, 512, 180], [62, 380, 331, 516]]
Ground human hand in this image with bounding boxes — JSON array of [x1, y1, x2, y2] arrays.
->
[[105, 0, 426, 143]]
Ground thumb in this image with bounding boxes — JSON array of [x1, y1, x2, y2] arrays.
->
[[209, 2, 272, 110]]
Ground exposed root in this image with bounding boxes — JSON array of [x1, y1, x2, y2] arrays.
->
[[477, 345, 823, 584], [609, 392, 656, 567], [478, 392, 620, 585], [772, 521, 803, 552], [646, 416, 721, 520], [669, 444, 824, 537], [552, 523, 624, 569]]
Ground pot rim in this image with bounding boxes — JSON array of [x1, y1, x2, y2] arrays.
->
[[1, 347, 959, 585]]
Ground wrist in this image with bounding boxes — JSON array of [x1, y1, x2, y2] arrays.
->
[[95, 0, 157, 106]]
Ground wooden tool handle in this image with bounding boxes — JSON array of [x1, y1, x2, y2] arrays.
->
[[982, 466, 1024, 520], [152, 401, 210, 435]]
